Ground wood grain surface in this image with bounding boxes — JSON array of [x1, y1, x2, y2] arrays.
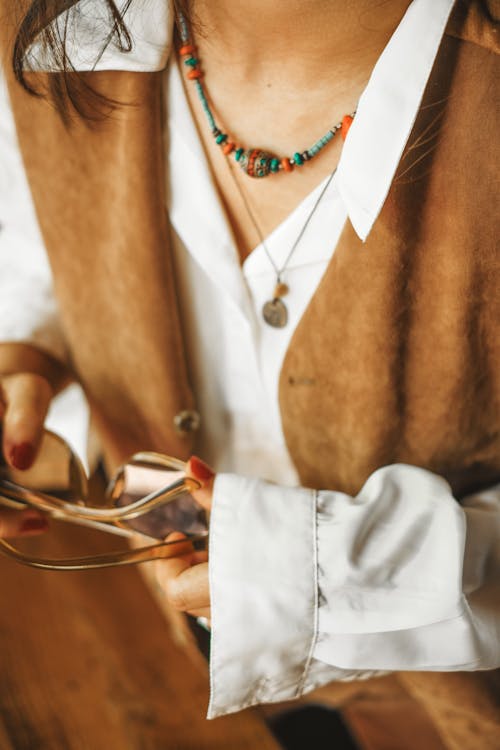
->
[[0, 516, 280, 750]]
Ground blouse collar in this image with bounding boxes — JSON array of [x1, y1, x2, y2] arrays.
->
[[27, 0, 456, 246], [337, 0, 456, 241]]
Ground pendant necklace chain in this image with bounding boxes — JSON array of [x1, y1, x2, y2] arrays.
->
[[177, 10, 356, 327], [227, 164, 337, 327]]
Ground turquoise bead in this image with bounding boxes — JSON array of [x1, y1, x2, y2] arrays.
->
[[294, 152, 304, 165], [235, 148, 244, 161], [270, 158, 280, 173], [184, 57, 198, 67], [216, 133, 228, 144]]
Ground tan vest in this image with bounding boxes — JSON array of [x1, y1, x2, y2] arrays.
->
[[1, 2, 499, 745], [2, 1, 498, 487], [280, 3, 500, 498]]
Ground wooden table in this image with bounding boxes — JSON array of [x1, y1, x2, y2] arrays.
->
[[0, 518, 280, 750]]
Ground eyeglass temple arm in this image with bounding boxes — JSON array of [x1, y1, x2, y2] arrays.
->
[[48, 512, 148, 539], [0, 533, 207, 571], [0, 491, 194, 543], [0, 476, 201, 522]]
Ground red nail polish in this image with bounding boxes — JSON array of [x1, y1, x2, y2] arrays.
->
[[10, 442, 36, 471], [190, 456, 214, 482], [20, 517, 48, 533]]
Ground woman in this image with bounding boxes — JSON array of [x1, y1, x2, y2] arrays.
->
[[0, 0, 499, 743]]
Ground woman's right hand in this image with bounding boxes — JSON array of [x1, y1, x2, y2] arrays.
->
[[0, 342, 70, 538]]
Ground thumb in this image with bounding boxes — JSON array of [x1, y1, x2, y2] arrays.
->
[[185, 456, 215, 510]]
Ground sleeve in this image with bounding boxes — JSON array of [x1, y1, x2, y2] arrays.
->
[[0, 69, 68, 364], [207, 465, 500, 718]]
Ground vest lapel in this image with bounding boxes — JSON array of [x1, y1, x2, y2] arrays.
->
[[279, 18, 500, 497], [2, 49, 195, 467]]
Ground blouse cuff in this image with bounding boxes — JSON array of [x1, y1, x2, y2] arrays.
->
[[207, 473, 318, 718], [207, 465, 500, 718], [313, 466, 497, 672]]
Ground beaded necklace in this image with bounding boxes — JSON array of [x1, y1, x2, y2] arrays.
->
[[177, 12, 355, 178]]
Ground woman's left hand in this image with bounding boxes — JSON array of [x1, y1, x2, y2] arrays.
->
[[154, 456, 215, 623]]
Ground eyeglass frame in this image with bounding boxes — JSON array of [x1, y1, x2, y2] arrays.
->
[[0, 429, 207, 571]]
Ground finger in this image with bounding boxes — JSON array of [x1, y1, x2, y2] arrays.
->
[[163, 530, 197, 561], [186, 456, 215, 510], [158, 559, 210, 613], [155, 541, 192, 603], [1, 373, 54, 470], [189, 550, 209, 565], [167, 563, 210, 613], [0, 508, 49, 539], [154, 531, 193, 589]]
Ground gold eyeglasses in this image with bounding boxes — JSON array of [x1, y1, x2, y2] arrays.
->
[[0, 429, 208, 571]]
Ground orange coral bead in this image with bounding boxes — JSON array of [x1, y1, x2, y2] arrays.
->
[[281, 158, 293, 173], [187, 69, 204, 80], [179, 44, 196, 56], [341, 115, 354, 141], [223, 142, 235, 155], [274, 282, 289, 298]]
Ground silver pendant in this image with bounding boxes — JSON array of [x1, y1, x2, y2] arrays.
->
[[263, 298, 288, 328]]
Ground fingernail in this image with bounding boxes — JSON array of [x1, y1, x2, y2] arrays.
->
[[189, 456, 215, 482], [20, 517, 49, 533], [10, 442, 36, 471]]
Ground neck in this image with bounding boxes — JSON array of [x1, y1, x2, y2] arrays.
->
[[190, 0, 412, 84], [179, 0, 413, 260]]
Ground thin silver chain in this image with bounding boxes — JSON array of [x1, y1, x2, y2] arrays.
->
[[228, 163, 337, 283]]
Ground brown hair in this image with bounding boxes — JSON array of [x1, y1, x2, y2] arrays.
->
[[12, 0, 190, 122]]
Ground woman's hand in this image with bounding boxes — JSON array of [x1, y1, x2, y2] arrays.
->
[[0, 506, 49, 538], [0, 342, 70, 537], [154, 456, 215, 623]]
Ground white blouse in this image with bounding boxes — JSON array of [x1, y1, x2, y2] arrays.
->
[[0, 0, 498, 720]]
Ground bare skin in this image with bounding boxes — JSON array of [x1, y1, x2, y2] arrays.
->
[[182, 0, 412, 261]]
